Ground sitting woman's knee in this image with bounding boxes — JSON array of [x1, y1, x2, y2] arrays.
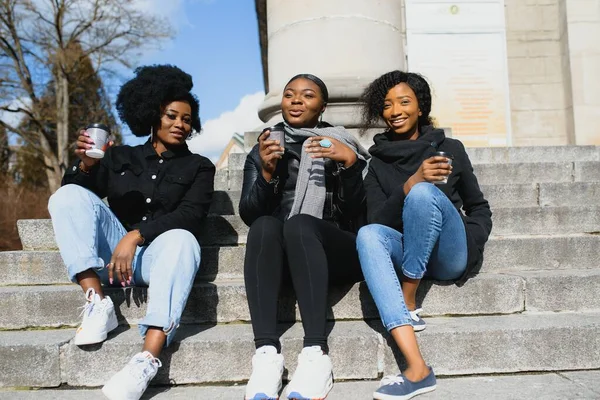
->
[[48, 184, 90, 213], [283, 214, 319, 242], [405, 182, 441, 206], [357, 224, 385, 246], [157, 229, 200, 252]]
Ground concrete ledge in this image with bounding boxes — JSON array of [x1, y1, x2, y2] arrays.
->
[[465, 146, 599, 164], [4, 372, 600, 399], [382, 312, 600, 375], [0, 247, 247, 285], [61, 321, 380, 386], [0, 330, 72, 387], [538, 182, 600, 207], [522, 269, 600, 312], [2, 313, 600, 387], [17, 207, 600, 250], [492, 206, 600, 235], [4, 234, 600, 285], [483, 234, 600, 272], [0, 274, 525, 329], [17, 216, 248, 249]]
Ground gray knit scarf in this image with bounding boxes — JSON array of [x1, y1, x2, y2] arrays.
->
[[283, 124, 370, 219]]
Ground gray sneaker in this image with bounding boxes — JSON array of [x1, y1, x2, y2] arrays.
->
[[410, 308, 426, 332], [374, 366, 436, 400]]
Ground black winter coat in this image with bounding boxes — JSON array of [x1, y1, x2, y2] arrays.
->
[[239, 122, 367, 232], [364, 125, 492, 281]]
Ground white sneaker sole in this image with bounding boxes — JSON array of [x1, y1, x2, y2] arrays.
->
[[285, 373, 333, 400], [73, 313, 119, 346], [373, 384, 436, 400], [101, 382, 124, 400]]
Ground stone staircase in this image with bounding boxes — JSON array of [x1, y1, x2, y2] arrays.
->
[[1, 145, 600, 391]]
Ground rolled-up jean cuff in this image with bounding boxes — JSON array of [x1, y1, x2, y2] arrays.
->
[[67, 256, 106, 283], [401, 268, 425, 280], [138, 313, 178, 347], [385, 319, 413, 332]]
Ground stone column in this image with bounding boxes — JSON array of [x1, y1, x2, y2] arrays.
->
[[563, 0, 600, 145], [258, 0, 405, 133]]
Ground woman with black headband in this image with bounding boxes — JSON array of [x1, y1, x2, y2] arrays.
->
[[240, 74, 370, 400]]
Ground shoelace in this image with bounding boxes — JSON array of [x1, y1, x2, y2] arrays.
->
[[79, 288, 100, 318], [381, 375, 405, 386], [129, 356, 162, 381]]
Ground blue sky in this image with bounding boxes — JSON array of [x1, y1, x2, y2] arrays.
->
[[125, 0, 265, 159]]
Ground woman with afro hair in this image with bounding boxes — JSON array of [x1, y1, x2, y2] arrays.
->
[[355, 71, 492, 400], [48, 65, 215, 400]]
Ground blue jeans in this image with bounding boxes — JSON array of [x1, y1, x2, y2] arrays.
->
[[48, 184, 201, 346], [357, 183, 467, 331]]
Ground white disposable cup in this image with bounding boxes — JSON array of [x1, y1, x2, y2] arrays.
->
[[85, 124, 111, 159], [433, 151, 453, 185]]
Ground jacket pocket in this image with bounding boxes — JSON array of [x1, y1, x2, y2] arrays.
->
[[160, 173, 194, 207]]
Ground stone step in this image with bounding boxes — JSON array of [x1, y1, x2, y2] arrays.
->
[[17, 204, 600, 249], [17, 215, 248, 249], [3, 233, 600, 286], [0, 246, 246, 286], [213, 182, 600, 216], [1, 312, 599, 387], [492, 206, 600, 235], [4, 371, 600, 399], [225, 146, 600, 171], [2, 233, 600, 285], [482, 182, 600, 208], [2, 269, 600, 330], [216, 161, 600, 190], [0, 273, 527, 329], [208, 190, 240, 215]]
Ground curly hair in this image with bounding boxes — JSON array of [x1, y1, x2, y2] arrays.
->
[[116, 65, 201, 137], [360, 70, 432, 132]]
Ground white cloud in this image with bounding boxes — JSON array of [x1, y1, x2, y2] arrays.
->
[[188, 91, 264, 162]]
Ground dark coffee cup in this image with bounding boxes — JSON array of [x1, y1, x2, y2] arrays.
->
[[433, 151, 453, 185], [263, 126, 285, 155]]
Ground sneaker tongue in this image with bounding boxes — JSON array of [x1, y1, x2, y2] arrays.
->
[[257, 345, 278, 355], [301, 345, 324, 359]]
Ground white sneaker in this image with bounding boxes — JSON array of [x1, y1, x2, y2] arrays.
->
[[410, 308, 426, 332], [285, 346, 333, 400], [73, 288, 118, 346], [245, 345, 285, 400], [102, 351, 162, 400]]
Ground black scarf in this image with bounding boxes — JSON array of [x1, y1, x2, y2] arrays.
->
[[368, 125, 447, 174]]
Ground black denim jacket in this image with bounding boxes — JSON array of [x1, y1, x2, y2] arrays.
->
[[62, 140, 215, 244]]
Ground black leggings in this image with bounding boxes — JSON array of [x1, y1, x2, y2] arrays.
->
[[244, 214, 363, 353]]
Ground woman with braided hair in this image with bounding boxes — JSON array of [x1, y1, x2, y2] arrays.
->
[[356, 70, 492, 399], [48, 65, 215, 400]]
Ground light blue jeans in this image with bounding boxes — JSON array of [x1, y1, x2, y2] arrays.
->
[[48, 184, 201, 346], [357, 183, 468, 331]]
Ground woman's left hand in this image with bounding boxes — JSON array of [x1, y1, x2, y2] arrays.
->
[[304, 136, 357, 168], [108, 231, 143, 286]]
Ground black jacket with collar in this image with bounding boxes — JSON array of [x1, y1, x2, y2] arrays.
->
[[62, 140, 215, 244], [239, 122, 367, 232], [365, 125, 492, 281]]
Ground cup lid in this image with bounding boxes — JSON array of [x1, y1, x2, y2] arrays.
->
[[86, 123, 110, 132]]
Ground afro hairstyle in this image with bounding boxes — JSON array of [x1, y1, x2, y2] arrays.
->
[[360, 70, 433, 132], [116, 64, 201, 137]]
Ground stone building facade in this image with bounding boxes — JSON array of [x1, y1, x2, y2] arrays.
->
[[254, 0, 599, 147]]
